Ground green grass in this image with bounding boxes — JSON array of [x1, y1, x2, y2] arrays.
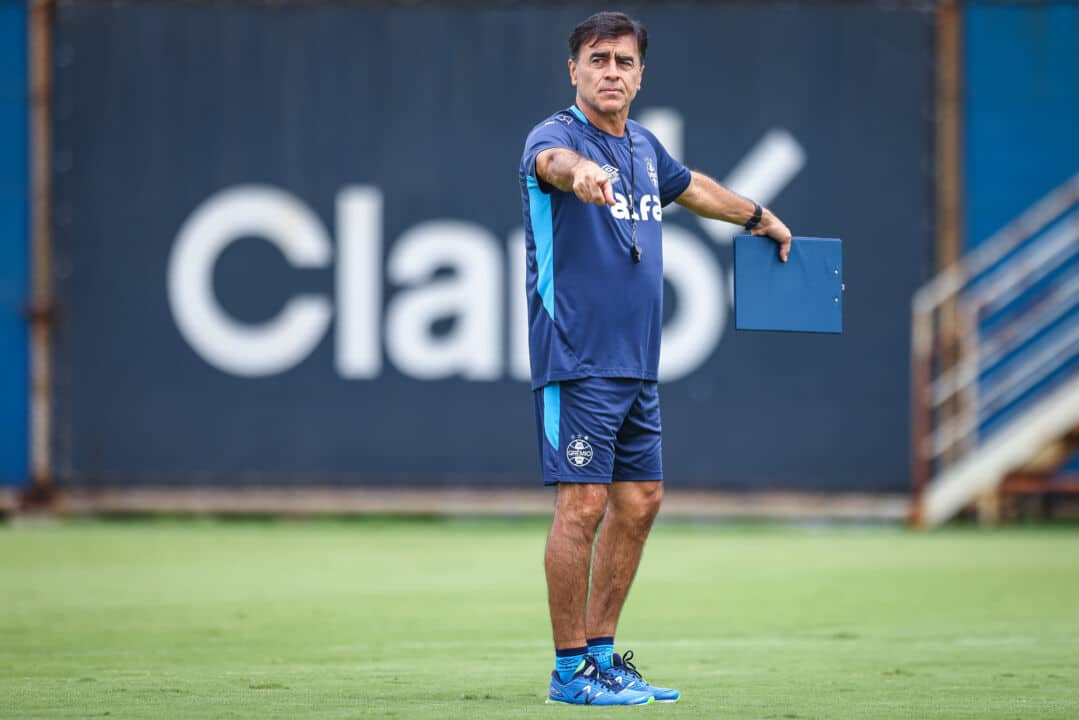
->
[[2, 518, 1078, 719]]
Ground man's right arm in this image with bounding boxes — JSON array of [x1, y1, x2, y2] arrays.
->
[[535, 147, 615, 207]]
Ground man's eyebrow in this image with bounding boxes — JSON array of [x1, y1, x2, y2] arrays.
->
[[588, 50, 636, 64]]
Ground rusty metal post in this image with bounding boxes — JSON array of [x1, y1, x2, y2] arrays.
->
[[25, 0, 54, 507], [936, 0, 963, 274], [911, 0, 964, 527], [908, 305, 933, 527], [936, 0, 964, 451]]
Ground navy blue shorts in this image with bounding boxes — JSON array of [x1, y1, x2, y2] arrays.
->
[[533, 377, 663, 486]]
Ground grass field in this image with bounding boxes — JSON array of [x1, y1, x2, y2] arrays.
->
[[2, 518, 1078, 719]]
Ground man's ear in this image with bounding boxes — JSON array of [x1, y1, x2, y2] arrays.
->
[[568, 57, 577, 87]]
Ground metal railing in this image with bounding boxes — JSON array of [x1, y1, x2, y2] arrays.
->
[[910, 173, 1079, 523]]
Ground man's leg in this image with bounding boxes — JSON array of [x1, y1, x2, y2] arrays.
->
[[583, 479, 680, 703], [545, 482, 609, 650], [584, 480, 663, 639], [544, 481, 656, 706]]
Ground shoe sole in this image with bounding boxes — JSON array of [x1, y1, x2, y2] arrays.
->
[[545, 696, 655, 706]]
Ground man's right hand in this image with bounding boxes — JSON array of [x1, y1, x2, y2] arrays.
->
[[536, 148, 615, 207], [570, 160, 616, 207]]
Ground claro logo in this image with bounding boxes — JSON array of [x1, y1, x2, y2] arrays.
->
[[167, 115, 804, 383]]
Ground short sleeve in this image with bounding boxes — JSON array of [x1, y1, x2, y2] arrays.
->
[[521, 116, 578, 193], [636, 124, 691, 206]]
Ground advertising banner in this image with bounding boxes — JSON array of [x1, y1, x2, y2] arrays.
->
[[52, 3, 933, 490]]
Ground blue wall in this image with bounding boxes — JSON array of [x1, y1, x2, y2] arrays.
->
[[0, 0, 28, 488], [964, 3, 1079, 472], [964, 2, 1079, 247]]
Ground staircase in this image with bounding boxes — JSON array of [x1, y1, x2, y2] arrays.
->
[[910, 173, 1079, 526]]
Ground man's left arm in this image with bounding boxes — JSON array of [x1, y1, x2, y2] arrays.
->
[[675, 170, 793, 262]]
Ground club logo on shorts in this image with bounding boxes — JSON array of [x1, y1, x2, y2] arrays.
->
[[566, 434, 594, 469]]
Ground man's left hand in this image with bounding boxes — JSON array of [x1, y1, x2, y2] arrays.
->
[[751, 209, 793, 263]]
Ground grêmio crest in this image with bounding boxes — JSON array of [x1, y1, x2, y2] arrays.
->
[[566, 434, 594, 469]]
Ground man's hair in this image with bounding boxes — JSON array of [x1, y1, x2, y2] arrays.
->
[[568, 12, 648, 63]]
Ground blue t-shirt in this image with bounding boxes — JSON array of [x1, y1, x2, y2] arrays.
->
[[519, 106, 691, 390]]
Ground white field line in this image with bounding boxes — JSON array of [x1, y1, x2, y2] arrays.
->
[[322, 634, 1064, 654]]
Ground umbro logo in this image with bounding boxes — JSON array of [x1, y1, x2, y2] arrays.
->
[[542, 114, 575, 128], [600, 164, 621, 184]]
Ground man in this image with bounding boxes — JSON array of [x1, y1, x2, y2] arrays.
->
[[519, 11, 792, 707]]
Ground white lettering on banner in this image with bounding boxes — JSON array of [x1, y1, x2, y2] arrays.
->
[[697, 128, 806, 245], [336, 186, 382, 378], [508, 229, 531, 382], [167, 186, 333, 377], [385, 220, 502, 380], [657, 225, 725, 381], [167, 112, 804, 382], [636, 108, 683, 163]]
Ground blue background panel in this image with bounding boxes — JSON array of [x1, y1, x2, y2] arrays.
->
[[0, 0, 29, 488], [964, 2, 1079, 248], [964, 2, 1079, 473]]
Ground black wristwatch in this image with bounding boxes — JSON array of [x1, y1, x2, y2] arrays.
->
[[744, 202, 762, 230]]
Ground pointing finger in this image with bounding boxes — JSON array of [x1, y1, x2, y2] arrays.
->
[[600, 177, 615, 206], [589, 181, 607, 206]]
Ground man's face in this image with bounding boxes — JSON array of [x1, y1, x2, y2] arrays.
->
[[568, 33, 644, 117]]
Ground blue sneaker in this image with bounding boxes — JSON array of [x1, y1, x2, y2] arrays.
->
[[602, 651, 681, 703], [547, 655, 655, 706]]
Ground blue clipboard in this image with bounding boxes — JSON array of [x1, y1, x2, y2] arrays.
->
[[734, 235, 843, 334]]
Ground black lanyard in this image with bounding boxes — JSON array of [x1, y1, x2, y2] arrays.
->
[[626, 130, 641, 263], [597, 125, 641, 264]]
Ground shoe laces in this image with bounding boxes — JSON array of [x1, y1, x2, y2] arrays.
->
[[591, 660, 630, 690], [580, 657, 620, 693], [615, 650, 645, 681]]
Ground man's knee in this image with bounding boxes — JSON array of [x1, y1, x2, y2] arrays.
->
[[555, 483, 609, 533], [612, 481, 663, 527]]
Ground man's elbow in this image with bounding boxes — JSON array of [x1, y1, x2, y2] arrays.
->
[[534, 148, 564, 187]]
